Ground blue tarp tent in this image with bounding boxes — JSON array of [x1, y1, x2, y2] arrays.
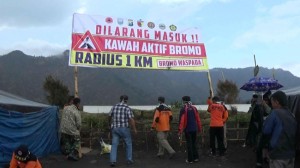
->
[[0, 90, 60, 166]]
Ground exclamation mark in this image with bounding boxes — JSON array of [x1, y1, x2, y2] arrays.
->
[[195, 34, 198, 43], [103, 26, 106, 35], [191, 35, 194, 42]]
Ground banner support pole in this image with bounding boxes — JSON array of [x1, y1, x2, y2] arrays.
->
[[207, 70, 214, 97], [74, 66, 79, 97]]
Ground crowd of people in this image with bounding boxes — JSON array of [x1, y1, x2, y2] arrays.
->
[[106, 94, 229, 166], [245, 91, 297, 168], [6, 90, 298, 168]]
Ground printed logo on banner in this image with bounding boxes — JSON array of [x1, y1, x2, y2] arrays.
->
[[159, 24, 166, 30], [117, 18, 123, 25], [128, 19, 133, 26], [147, 22, 155, 29], [137, 19, 144, 27], [169, 24, 177, 31], [105, 17, 113, 23], [73, 31, 101, 52]]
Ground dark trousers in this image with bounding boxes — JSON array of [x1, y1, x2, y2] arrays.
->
[[256, 134, 264, 166], [60, 133, 80, 160], [209, 127, 225, 155], [185, 131, 199, 162]]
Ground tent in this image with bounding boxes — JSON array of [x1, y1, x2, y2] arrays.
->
[[286, 87, 300, 167], [0, 90, 60, 166]]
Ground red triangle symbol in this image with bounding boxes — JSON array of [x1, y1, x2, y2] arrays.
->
[[72, 31, 101, 52]]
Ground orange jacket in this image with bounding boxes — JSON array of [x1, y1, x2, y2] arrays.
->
[[9, 153, 42, 168], [152, 104, 172, 131], [207, 103, 227, 127], [178, 104, 202, 133]]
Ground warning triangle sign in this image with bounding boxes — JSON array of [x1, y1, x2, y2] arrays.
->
[[73, 31, 101, 52]]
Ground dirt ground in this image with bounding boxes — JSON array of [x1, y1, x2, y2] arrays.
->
[[40, 141, 258, 168]]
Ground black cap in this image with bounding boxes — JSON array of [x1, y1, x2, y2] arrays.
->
[[73, 97, 80, 105], [182, 96, 191, 102], [14, 145, 30, 161], [212, 96, 220, 102], [158, 96, 165, 103]]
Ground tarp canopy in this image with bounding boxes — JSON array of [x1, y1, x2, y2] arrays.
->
[[284, 86, 300, 96], [0, 90, 49, 112], [0, 90, 60, 166]]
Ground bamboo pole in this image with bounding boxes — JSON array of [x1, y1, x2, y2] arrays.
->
[[207, 70, 214, 97], [206, 70, 214, 148], [74, 66, 79, 97]]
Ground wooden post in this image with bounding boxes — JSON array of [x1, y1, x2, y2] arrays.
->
[[207, 70, 214, 96], [74, 66, 79, 97], [237, 120, 240, 140], [90, 122, 92, 149], [207, 70, 216, 148]]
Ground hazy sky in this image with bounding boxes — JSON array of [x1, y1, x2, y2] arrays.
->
[[1, 0, 299, 77]]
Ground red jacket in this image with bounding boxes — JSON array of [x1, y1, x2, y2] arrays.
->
[[178, 104, 202, 133]]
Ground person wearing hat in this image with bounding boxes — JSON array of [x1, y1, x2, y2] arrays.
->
[[207, 96, 227, 158], [9, 144, 42, 168], [60, 97, 82, 161], [109, 95, 137, 167], [151, 96, 176, 159], [178, 96, 202, 164]]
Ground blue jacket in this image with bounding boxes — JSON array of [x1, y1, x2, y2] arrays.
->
[[179, 103, 201, 133], [262, 108, 297, 159]]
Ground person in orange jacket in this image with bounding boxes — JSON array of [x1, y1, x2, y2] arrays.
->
[[151, 96, 176, 159], [9, 144, 42, 168], [207, 96, 228, 157]]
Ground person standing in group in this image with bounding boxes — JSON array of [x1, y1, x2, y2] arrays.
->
[[245, 93, 271, 168], [60, 97, 82, 161], [207, 96, 227, 158], [151, 96, 176, 159], [262, 91, 297, 168], [247, 94, 258, 113], [109, 95, 137, 167], [178, 96, 202, 164], [9, 144, 42, 168]]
